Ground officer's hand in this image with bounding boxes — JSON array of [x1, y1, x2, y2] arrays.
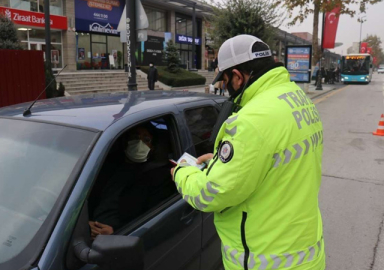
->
[[170, 167, 176, 181], [197, 153, 213, 164]]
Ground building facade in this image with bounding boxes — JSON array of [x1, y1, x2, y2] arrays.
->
[[0, 0, 211, 71], [1, 0, 340, 72]]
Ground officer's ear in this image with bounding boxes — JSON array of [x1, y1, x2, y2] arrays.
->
[[231, 69, 245, 88]]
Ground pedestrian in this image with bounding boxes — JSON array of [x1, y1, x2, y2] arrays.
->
[[171, 34, 325, 270], [211, 56, 218, 71], [147, 62, 158, 90], [221, 81, 226, 96], [214, 67, 222, 95]]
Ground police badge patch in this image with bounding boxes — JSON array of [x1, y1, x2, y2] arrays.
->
[[219, 141, 234, 163]]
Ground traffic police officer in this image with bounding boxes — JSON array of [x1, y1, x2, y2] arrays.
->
[[171, 35, 325, 270]]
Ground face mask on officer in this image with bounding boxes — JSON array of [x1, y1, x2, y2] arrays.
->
[[225, 70, 248, 98]]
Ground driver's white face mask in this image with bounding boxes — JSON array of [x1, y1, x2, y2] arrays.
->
[[125, 140, 150, 163]]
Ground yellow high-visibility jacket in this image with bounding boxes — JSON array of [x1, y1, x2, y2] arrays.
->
[[173, 66, 325, 270]]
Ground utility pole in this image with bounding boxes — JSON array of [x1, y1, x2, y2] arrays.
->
[[359, 16, 367, 53], [126, 0, 137, 90], [44, 0, 51, 66], [191, 2, 197, 71]]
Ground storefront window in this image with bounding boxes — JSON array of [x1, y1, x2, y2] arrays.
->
[[92, 34, 107, 43], [108, 36, 123, 68], [77, 33, 91, 70], [76, 33, 123, 70], [145, 7, 167, 32], [175, 14, 202, 70], [9, 0, 62, 15], [15, 28, 63, 69], [176, 17, 187, 35]]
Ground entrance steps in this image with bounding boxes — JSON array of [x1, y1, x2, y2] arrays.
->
[[197, 70, 216, 85], [56, 71, 162, 95]]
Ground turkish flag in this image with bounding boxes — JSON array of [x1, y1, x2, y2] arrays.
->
[[322, 5, 341, 48], [367, 47, 372, 54], [360, 42, 368, 53], [373, 57, 377, 64]]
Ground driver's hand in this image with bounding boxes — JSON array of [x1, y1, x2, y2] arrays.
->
[[197, 153, 213, 165], [89, 221, 114, 240]]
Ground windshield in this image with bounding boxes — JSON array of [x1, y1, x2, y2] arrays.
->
[[0, 118, 97, 265], [342, 56, 370, 75]]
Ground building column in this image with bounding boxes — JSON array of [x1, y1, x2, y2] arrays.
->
[[62, 0, 76, 71], [168, 10, 175, 40], [201, 20, 206, 70]]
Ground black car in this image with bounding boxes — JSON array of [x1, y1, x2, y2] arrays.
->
[[0, 91, 226, 270]]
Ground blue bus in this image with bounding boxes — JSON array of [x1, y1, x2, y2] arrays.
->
[[341, 53, 373, 83]]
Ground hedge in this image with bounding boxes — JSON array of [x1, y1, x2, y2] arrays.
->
[[141, 66, 206, 87]]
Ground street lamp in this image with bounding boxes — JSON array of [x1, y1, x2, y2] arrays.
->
[[359, 16, 367, 53]]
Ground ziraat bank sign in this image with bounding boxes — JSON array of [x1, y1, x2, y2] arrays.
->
[[176, 34, 201, 45], [75, 0, 124, 35], [0, 7, 67, 30]]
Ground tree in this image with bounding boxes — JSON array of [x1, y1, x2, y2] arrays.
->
[[363, 34, 384, 66], [273, 0, 382, 65], [206, 0, 283, 48], [0, 13, 23, 50], [163, 40, 181, 73]]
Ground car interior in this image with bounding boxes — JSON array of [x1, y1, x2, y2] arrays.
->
[[88, 116, 180, 233]]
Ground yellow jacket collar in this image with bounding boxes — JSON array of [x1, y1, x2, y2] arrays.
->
[[236, 67, 291, 107]]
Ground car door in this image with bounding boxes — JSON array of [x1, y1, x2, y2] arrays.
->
[[77, 107, 202, 270], [176, 100, 223, 270]]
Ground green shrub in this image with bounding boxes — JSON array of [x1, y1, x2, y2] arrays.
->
[[162, 40, 181, 73], [141, 66, 206, 87]]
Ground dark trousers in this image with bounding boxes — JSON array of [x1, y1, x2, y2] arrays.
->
[[148, 80, 155, 90]]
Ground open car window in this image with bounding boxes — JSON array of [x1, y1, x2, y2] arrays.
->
[[88, 115, 179, 234]]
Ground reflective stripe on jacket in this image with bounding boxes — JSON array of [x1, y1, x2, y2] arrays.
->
[[173, 67, 325, 270]]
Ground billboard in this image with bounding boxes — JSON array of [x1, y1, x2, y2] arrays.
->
[[75, 0, 125, 35], [140, 36, 166, 66], [285, 45, 312, 83]]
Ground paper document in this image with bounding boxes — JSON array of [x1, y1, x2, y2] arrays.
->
[[176, 152, 207, 170]]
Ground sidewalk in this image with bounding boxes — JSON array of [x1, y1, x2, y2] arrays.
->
[[182, 82, 344, 100]]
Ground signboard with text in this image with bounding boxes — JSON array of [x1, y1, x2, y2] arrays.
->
[[0, 7, 67, 30], [285, 45, 312, 83], [176, 34, 201, 45], [139, 36, 166, 66], [75, 0, 124, 35]]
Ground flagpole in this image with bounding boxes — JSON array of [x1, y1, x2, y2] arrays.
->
[[316, 11, 326, 91]]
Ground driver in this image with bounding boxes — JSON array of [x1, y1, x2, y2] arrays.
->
[[89, 125, 154, 239]]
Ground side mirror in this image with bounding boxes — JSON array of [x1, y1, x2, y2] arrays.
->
[[74, 235, 144, 270], [66, 201, 144, 270]]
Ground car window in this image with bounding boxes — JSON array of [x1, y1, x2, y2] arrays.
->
[[0, 118, 97, 265], [184, 106, 218, 156], [88, 115, 179, 234]]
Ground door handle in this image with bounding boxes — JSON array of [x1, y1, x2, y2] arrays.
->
[[180, 208, 197, 225]]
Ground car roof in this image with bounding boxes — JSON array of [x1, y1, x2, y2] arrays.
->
[[0, 91, 225, 131]]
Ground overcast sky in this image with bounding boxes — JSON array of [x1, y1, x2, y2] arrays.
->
[[279, 1, 384, 55]]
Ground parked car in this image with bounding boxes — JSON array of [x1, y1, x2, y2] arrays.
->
[[377, 65, 384, 74], [0, 91, 226, 270]]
